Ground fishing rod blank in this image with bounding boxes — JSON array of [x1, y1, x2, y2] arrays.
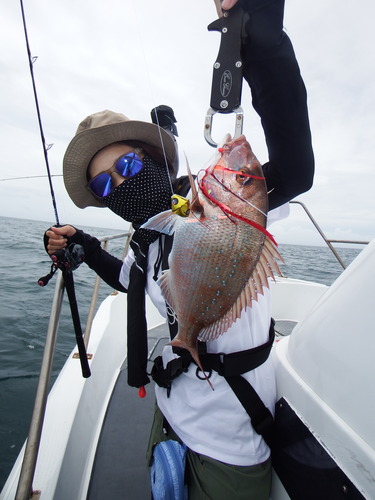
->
[[20, 0, 60, 225]]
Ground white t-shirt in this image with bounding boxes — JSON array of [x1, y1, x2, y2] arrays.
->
[[119, 204, 289, 466]]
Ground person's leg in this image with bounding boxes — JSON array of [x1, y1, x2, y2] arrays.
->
[[146, 404, 183, 464], [147, 406, 271, 499], [187, 450, 271, 500], [241, 0, 315, 210]]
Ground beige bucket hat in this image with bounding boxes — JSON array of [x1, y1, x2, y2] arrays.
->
[[63, 110, 177, 208]]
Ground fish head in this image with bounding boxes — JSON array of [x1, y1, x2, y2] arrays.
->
[[200, 135, 268, 223]]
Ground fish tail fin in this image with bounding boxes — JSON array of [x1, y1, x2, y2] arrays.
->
[[169, 337, 214, 391], [192, 352, 215, 392]]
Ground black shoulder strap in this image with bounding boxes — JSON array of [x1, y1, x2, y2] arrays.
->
[[127, 233, 150, 388], [224, 319, 275, 448], [225, 375, 274, 448]]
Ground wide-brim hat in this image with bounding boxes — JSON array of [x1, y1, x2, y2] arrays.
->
[[63, 110, 177, 208]]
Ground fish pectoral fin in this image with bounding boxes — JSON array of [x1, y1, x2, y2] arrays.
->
[[141, 210, 178, 235]]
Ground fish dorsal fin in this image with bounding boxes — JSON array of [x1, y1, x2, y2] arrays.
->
[[141, 209, 178, 235], [198, 236, 283, 342], [185, 152, 198, 200], [184, 153, 204, 214]]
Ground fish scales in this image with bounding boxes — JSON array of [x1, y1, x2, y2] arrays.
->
[[167, 217, 265, 331], [142, 135, 282, 386]]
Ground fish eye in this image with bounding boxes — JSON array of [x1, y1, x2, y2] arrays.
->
[[236, 167, 252, 185]]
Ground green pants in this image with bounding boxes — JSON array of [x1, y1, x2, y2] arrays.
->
[[147, 405, 271, 500]]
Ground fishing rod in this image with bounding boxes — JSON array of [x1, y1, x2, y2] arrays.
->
[[19, 0, 60, 226], [20, 0, 90, 379]]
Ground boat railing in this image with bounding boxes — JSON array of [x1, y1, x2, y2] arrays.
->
[[83, 231, 132, 348], [290, 201, 369, 269], [14, 231, 132, 500]]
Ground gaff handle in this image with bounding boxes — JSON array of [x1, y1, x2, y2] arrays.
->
[[204, 3, 245, 147]]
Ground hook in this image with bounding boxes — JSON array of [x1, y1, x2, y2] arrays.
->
[[204, 106, 244, 147]]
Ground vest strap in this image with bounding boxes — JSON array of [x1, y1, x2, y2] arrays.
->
[[151, 320, 276, 445]]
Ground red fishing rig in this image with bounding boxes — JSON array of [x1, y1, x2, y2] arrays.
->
[[198, 165, 278, 247]]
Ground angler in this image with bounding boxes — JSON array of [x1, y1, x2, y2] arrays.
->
[[43, 0, 314, 498]]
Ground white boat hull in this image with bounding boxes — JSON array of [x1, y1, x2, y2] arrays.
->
[[2, 242, 375, 499]]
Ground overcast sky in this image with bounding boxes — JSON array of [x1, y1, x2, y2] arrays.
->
[[1, 0, 374, 246]]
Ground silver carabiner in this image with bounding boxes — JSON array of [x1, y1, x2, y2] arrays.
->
[[204, 106, 244, 147]]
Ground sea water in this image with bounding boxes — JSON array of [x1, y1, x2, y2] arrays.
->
[[0, 216, 363, 489]]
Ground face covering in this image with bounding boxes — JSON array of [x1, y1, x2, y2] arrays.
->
[[102, 154, 172, 244]]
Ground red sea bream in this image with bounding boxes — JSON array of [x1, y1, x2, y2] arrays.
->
[[143, 135, 282, 386]]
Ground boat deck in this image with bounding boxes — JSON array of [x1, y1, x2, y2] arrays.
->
[[87, 323, 168, 499]]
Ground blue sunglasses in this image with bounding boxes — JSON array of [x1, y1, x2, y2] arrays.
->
[[88, 152, 143, 198]]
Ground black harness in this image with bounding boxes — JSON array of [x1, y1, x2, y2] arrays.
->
[[151, 319, 275, 448]]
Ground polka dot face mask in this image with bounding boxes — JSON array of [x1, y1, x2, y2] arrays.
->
[[102, 154, 172, 228]]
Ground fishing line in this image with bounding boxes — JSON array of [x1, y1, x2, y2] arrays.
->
[[198, 169, 277, 245], [131, 0, 174, 194], [0, 174, 62, 182], [210, 167, 268, 218], [19, 0, 60, 226]]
